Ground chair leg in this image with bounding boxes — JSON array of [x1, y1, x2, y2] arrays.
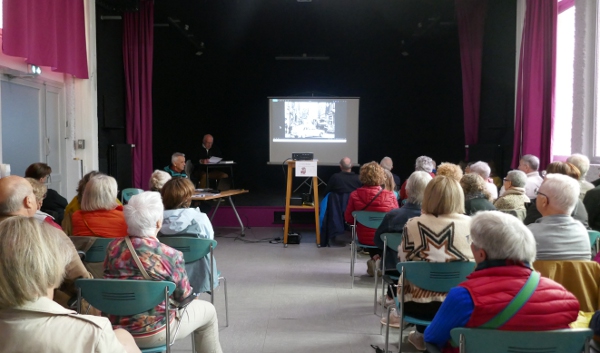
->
[[191, 334, 196, 353], [220, 276, 229, 327], [373, 269, 383, 315], [350, 241, 355, 288], [384, 306, 391, 352]]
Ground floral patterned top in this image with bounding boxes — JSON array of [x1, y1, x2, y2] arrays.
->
[[103, 235, 192, 335]]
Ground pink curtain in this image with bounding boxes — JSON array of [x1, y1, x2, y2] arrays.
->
[[123, 0, 154, 189], [558, 0, 575, 14], [512, 0, 557, 170], [2, 0, 88, 78], [455, 0, 488, 161]]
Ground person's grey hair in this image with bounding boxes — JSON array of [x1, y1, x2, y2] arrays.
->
[[469, 161, 491, 179], [470, 211, 536, 263], [415, 156, 435, 173], [380, 157, 393, 171], [406, 171, 433, 205], [540, 173, 580, 214], [80, 175, 118, 211], [506, 170, 527, 188], [0, 217, 72, 309], [0, 181, 32, 215], [567, 153, 590, 179], [521, 154, 540, 171], [171, 152, 185, 164], [124, 192, 164, 237], [340, 158, 352, 171], [149, 170, 172, 191]]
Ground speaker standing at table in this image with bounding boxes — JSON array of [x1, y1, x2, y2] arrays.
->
[[197, 134, 229, 189]]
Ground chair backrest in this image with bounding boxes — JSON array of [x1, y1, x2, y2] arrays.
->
[[397, 261, 475, 293], [589, 230, 600, 254], [85, 237, 114, 263], [160, 236, 217, 264], [450, 328, 592, 353], [381, 232, 402, 251], [76, 279, 175, 316], [121, 188, 143, 203], [352, 210, 386, 229]]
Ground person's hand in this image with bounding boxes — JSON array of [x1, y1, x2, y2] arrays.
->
[[201, 159, 209, 164]]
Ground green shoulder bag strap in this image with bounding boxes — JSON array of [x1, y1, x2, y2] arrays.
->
[[450, 270, 540, 347]]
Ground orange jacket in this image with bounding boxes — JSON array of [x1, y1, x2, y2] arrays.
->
[[71, 206, 128, 238]]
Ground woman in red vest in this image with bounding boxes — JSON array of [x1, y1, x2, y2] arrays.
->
[[424, 211, 579, 353], [345, 161, 398, 276]]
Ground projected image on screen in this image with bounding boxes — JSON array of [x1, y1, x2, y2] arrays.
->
[[284, 101, 336, 139], [268, 97, 360, 165]]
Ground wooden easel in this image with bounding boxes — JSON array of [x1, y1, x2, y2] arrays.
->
[[283, 160, 321, 247]]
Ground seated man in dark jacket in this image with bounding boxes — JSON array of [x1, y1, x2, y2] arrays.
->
[[321, 157, 362, 247], [424, 211, 579, 353], [197, 134, 228, 188]]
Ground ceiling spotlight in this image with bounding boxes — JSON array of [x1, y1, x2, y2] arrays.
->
[[28, 64, 41, 75]]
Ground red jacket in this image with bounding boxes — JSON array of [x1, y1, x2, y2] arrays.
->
[[461, 266, 579, 330], [344, 186, 398, 245], [71, 206, 128, 238]]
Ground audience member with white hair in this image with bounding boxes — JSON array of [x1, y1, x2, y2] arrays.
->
[[527, 174, 591, 260], [515, 154, 544, 198], [374, 171, 432, 308], [0, 176, 91, 308], [459, 174, 496, 215], [469, 161, 498, 200], [399, 156, 436, 202], [149, 169, 172, 192], [424, 211, 579, 352], [104, 192, 223, 352], [493, 170, 530, 220], [380, 156, 400, 189], [71, 175, 128, 238], [567, 153, 595, 200], [524, 161, 589, 226], [0, 217, 140, 353]]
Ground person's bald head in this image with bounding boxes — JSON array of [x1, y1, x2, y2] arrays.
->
[[340, 157, 352, 172], [0, 176, 37, 217], [203, 134, 214, 149]]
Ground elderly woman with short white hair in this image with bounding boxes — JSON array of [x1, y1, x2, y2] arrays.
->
[[149, 169, 172, 192], [71, 175, 127, 238], [0, 217, 140, 353], [104, 192, 223, 353], [469, 161, 498, 200], [493, 170, 530, 219], [399, 156, 436, 202], [424, 211, 579, 352]]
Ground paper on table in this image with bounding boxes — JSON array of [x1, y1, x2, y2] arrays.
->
[[208, 157, 222, 163]]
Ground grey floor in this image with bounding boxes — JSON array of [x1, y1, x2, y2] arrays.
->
[[170, 227, 421, 353]]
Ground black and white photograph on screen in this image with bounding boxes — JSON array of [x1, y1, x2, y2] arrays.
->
[[284, 101, 335, 139]]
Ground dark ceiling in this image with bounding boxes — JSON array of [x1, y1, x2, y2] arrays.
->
[[152, 0, 457, 62]]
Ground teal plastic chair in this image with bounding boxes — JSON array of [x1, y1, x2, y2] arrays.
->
[[377, 232, 402, 317], [383, 261, 475, 353], [159, 237, 229, 327], [76, 279, 179, 353], [84, 237, 113, 263], [350, 210, 386, 289], [121, 188, 144, 204], [589, 230, 600, 258], [450, 327, 592, 353]]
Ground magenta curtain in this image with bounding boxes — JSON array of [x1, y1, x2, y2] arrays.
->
[[455, 0, 488, 161], [2, 0, 88, 78], [512, 0, 557, 170], [123, 0, 154, 189]]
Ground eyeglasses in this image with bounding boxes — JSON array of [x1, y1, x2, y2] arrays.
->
[[466, 234, 472, 244], [536, 190, 549, 204], [503, 178, 509, 182]]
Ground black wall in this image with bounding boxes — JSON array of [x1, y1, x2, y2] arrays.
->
[[96, 0, 516, 200]]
